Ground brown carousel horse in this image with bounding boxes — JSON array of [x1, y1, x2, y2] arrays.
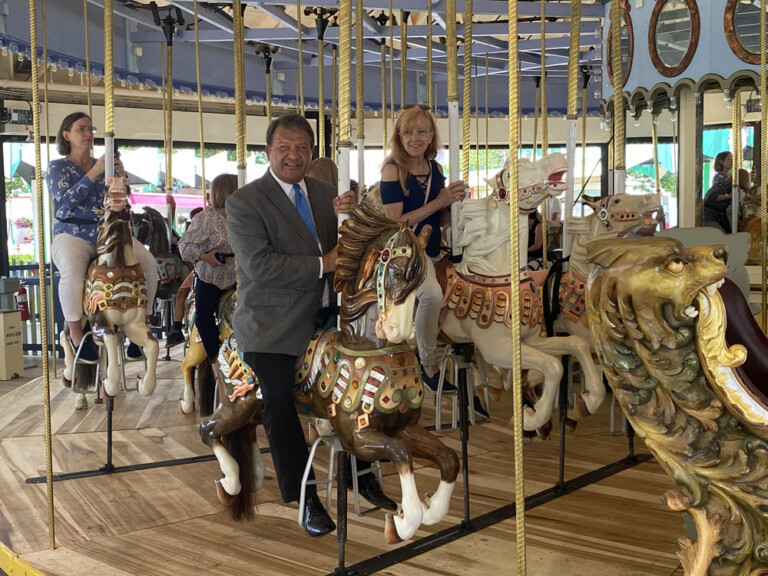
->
[[132, 206, 183, 301], [61, 177, 159, 401], [199, 201, 460, 543]]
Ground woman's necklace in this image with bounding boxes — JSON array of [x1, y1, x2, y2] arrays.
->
[[68, 154, 93, 172]]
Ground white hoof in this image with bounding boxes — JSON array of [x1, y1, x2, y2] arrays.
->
[[179, 397, 195, 414], [138, 378, 155, 397], [75, 394, 88, 410]]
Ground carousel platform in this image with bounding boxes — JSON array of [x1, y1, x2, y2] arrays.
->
[[0, 354, 682, 576]]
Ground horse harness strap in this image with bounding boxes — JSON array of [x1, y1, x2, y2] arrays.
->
[[440, 266, 542, 329], [297, 330, 424, 430], [493, 173, 550, 214], [558, 270, 589, 325], [84, 263, 147, 315], [375, 232, 412, 310]]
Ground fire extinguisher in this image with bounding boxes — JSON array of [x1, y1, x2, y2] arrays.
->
[[16, 283, 30, 322]]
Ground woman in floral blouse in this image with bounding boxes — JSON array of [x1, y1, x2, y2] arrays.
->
[[178, 174, 238, 366], [48, 112, 158, 361]]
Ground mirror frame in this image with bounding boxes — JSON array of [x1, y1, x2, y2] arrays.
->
[[725, 0, 765, 65], [649, 0, 700, 77], [607, 6, 634, 88]]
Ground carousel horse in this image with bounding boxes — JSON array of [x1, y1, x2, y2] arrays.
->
[[132, 206, 183, 301], [543, 193, 664, 345], [587, 236, 768, 575], [60, 177, 159, 404], [200, 201, 459, 543], [178, 289, 235, 416], [440, 154, 605, 436]]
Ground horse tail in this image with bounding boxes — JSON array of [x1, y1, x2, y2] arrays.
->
[[75, 363, 98, 392], [198, 360, 216, 417], [543, 254, 569, 337], [222, 424, 255, 521]]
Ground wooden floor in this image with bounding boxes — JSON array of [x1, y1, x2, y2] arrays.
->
[[0, 354, 685, 576]]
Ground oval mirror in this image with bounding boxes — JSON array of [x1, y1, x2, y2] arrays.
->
[[649, 0, 699, 77], [726, 0, 768, 64]]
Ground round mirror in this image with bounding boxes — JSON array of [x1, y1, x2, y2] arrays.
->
[[726, 0, 768, 64], [649, 0, 699, 77], [607, 9, 634, 88]]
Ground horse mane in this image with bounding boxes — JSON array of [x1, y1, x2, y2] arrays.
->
[[457, 197, 511, 269], [96, 187, 134, 266], [335, 200, 425, 340]]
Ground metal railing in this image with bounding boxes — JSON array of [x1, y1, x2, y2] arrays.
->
[[7, 260, 64, 357]]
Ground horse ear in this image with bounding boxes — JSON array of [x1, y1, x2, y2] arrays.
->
[[417, 225, 432, 251], [357, 249, 380, 291]]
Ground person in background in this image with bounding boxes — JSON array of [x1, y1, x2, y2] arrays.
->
[[166, 206, 203, 348], [527, 210, 544, 270], [306, 157, 338, 187], [379, 105, 466, 392], [703, 168, 750, 234], [226, 113, 391, 539], [178, 176, 237, 365], [712, 151, 733, 186], [48, 111, 158, 362]]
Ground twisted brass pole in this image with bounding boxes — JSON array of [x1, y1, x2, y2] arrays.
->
[[381, 43, 387, 152], [28, 0, 55, 550], [539, 0, 549, 266], [165, 44, 173, 191], [193, 0, 206, 204], [233, 0, 246, 186], [732, 91, 742, 237], [461, 0, 473, 186], [83, 0, 92, 117], [507, 0, 526, 572], [296, 0, 304, 115], [355, 0, 365, 187], [388, 0, 394, 119], [400, 11, 407, 107], [762, 0, 767, 331], [317, 14, 326, 157], [427, 1, 433, 111], [611, 0, 625, 181]]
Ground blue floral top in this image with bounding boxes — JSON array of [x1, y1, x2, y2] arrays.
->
[[47, 157, 104, 246]]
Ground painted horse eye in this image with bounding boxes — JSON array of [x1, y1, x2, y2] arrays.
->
[[666, 258, 685, 274]]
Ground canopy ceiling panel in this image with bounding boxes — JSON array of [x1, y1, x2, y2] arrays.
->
[[0, 0, 606, 117]]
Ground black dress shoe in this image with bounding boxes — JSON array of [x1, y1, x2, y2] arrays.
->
[[302, 493, 336, 538], [421, 365, 456, 393], [73, 336, 98, 363], [165, 329, 185, 348], [356, 473, 397, 511], [474, 396, 490, 419]]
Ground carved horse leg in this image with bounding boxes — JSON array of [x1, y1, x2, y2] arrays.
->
[[518, 343, 562, 431], [123, 320, 159, 397], [179, 327, 206, 414], [101, 330, 121, 398], [60, 330, 89, 410], [527, 333, 606, 418]]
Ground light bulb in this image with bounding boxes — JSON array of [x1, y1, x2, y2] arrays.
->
[[120, 79, 126, 87], [723, 89, 732, 109], [139, 84, 144, 91], [1, 47, 7, 56], [51, 63, 57, 72], [17, 53, 23, 62], [646, 101, 654, 114], [670, 96, 677, 110], [634, 116, 640, 127], [670, 110, 678, 123], [594, 88, 601, 99], [653, 114, 660, 125]]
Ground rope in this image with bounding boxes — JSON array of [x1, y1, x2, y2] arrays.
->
[[338, 0, 351, 147], [104, 0, 114, 136], [446, 0, 457, 102], [485, 54, 489, 187], [532, 78, 539, 157], [427, 1, 433, 111], [567, 0, 582, 121], [762, 0, 767, 332], [381, 43, 387, 151], [462, 0, 472, 185], [193, 0, 206, 205], [388, 0, 394, 120], [233, 0, 246, 175], [400, 11, 407, 107], [732, 91, 742, 173], [318, 17, 325, 156], [355, 0, 364, 185], [507, 1, 526, 572], [296, 0, 304, 115], [610, 0, 625, 170], [165, 44, 173, 191], [28, 0, 55, 550], [83, 0, 92, 117]]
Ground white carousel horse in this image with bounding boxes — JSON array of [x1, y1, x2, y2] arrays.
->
[[545, 193, 664, 345], [61, 177, 159, 402], [440, 154, 605, 434], [200, 202, 459, 543]]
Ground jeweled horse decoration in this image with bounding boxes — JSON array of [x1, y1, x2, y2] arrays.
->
[[440, 154, 605, 436], [61, 177, 159, 402], [544, 193, 664, 345], [587, 236, 768, 576], [179, 290, 235, 415], [132, 206, 183, 301], [200, 201, 459, 543]]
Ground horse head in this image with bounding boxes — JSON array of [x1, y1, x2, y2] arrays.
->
[[579, 193, 664, 238], [335, 200, 428, 346], [485, 152, 568, 213], [96, 177, 134, 263], [105, 176, 130, 213]]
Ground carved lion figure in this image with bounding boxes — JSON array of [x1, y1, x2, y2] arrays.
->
[[587, 236, 768, 576]]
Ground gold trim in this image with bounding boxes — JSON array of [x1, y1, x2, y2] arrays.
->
[[0, 541, 47, 576]]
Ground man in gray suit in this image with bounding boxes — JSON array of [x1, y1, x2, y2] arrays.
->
[[227, 114, 390, 538]]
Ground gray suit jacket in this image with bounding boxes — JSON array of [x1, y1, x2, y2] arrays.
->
[[226, 171, 337, 356]]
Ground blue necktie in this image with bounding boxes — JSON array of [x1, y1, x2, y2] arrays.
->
[[294, 184, 318, 243]]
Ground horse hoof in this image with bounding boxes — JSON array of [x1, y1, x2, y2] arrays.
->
[[537, 419, 553, 440], [215, 479, 236, 505], [75, 400, 88, 411], [62, 377, 72, 389], [179, 400, 194, 415], [573, 395, 591, 419], [564, 417, 578, 432], [384, 514, 403, 544]]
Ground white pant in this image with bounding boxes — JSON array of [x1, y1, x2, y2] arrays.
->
[[416, 257, 443, 368], [51, 233, 158, 321]]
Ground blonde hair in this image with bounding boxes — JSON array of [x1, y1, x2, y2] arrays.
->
[[306, 157, 338, 187], [209, 174, 238, 209], [384, 106, 440, 196]]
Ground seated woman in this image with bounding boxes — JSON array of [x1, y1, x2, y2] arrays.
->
[[712, 151, 733, 186], [703, 168, 750, 234], [178, 174, 238, 367], [166, 206, 203, 348], [48, 111, 158, 362]]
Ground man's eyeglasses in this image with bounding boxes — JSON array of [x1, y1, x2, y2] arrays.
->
[[69, 126, 97, 135]]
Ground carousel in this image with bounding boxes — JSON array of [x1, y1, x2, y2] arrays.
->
[[1, 0, 767, 575]]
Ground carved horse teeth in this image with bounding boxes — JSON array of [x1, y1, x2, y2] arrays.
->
[[684, 306, 699, 319], [705, 283, 719, 297]]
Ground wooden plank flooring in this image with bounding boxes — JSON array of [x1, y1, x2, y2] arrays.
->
[[0, 355, 685, 575]]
